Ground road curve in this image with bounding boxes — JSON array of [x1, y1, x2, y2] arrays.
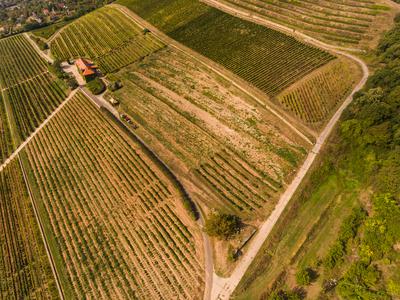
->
[[200, 1, 369, 299]]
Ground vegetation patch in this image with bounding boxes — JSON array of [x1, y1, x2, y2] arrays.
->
[[86, 77, 105, 95]]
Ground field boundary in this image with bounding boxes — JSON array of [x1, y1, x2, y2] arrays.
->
[[199, 1, 369, 299], [0, 89, 78, 173], [17, 154, 65, 299], [112, 3, 315, 145]]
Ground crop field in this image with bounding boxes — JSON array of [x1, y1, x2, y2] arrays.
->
[[277, 59, 357, 124], [3, 72, 66, 141], [50, 7, 165, 73], [0, 94, 13, 164], [0, 159, 58, 299], [168, 9, 335, 96], [0, 35, 48, 89], [218, 0, 389, 45], [24, 92, 204, 299], [0, 34, 66, 152], [116, 0, 335, 96], [111, 47, 309, 216]]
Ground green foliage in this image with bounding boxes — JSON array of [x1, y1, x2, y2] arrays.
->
[[295, 267, 312, 286], [107, 80, 123, 92], [204, 212, 241, 240], [337, 262, 389, 299], [268, 289, 302, 300], [324, 208, 367, 269], [86, 78, 105, 95], [361, 194, 400, 261]]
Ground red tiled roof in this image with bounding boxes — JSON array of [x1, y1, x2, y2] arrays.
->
[[76, 58, 96, 77]]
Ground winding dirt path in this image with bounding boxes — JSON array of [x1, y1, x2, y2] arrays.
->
[[200, 1, 369, 299]]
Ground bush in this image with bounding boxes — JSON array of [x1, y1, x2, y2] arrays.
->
[[67, 77, 79, 90], [108, 80, 123, 92], [295, 267, 312, 286], [204, 212, 241, 239], [87, 78, 106, 95]]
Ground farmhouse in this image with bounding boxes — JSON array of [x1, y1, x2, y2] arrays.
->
[[75, 58, 97, 81]]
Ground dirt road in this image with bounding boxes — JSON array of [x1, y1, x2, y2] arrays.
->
[[24, 33, 54, 64], [0, 89, 78, 173], [199, 0, 369, 299]]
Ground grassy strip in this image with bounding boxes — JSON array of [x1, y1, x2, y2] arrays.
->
[[19, 149, 75, 299]]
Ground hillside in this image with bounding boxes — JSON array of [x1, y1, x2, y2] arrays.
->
[[203, 0, 395, 48], [0, 0, 398, 299], [234, 14, 400, 300]]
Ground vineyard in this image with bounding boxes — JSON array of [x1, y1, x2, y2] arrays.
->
[[217, 0, 390, 45], [277, 59, 358, 125], [0, 159, 58, 299], [3, 72, 66, 141], [112, 48, 308, 216], [0, 34, 67, 145], [116, 0, 335, 96], [24, 91, 204, 299], [0, 94, 13, 164], [169, 8, 335, 96], [0, 35, 48, 89], [50, 7, 164, 73]]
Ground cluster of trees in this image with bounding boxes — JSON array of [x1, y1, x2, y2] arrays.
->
[[273, 13, 400, 300], [321, 15, 400, 299], [0, 0, 113, 37], [48, 60, 78, 90]]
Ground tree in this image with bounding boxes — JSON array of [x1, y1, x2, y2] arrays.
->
[[204, 212, 241, 239]]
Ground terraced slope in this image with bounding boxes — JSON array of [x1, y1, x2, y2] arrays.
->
[[0, 159, 58, 299], [116, 0, 335, 97], [51, 7, 165, 73], [217, 0, 390, 45], [0, 35, 66, 149], [24, 92, 204, 299], [111, 48, 309, 217]]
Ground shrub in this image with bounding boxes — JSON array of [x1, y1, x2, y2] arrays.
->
[[295, 267, 312, 286], [204, 212, 241, 239], [87, 78, 106, 95], [108, 80, 123, 92]]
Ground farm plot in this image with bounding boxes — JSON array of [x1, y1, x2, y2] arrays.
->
[[219, 0, 390, 45], [116, 0, 335, 96], [3, 72, 66, 141], [0, 94, 13, 164], [112, 47, 309, 216], [169, 8, 335, 96], [0, 35, 48, 89], [277, 59, 358, 125], [50, 7, 164, 73], [24, 91, 204, 299], [0, 159, 59, 299]]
